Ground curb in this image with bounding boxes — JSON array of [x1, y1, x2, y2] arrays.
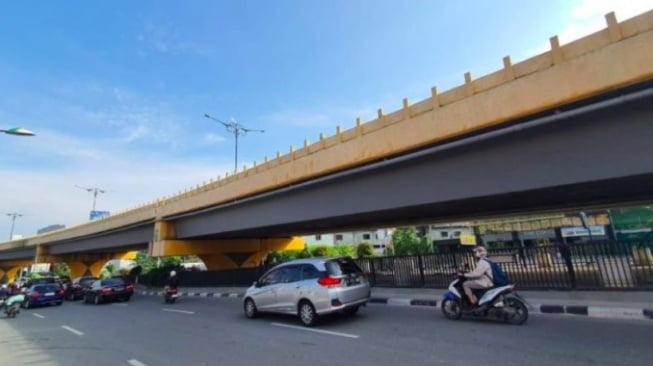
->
[[139, 291, 652, 321]]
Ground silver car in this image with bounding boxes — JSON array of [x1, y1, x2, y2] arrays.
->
[[243, 257, 371, 326]]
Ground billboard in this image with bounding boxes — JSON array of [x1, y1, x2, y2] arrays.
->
[[90, 210, 110, 221]]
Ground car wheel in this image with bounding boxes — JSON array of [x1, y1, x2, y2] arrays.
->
[[244, 298, 258, 319], [94, 294, 101, 305], [66, 292, 75, 301], [298, 301, 317, 327], [123, 296, 131, 302]]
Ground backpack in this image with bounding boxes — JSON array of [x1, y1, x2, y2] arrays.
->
[[482, 258, 509, 286]]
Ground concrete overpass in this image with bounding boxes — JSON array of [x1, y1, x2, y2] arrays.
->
[[1, 10, 653, 280]]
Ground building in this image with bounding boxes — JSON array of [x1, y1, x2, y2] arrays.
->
[[303, 228, 394, 255]]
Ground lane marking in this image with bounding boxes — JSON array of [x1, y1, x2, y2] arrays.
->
[[162, 308, 195, 314], [271, 322, 360, 339], [61, 325, 84, 336], [128, 359, 148, 366], [33, 313, 45, 319]]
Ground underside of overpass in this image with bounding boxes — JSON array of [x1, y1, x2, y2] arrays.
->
[[168, 84, 653, 239]]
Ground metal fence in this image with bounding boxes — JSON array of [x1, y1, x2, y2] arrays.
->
[[355, 241, 653, 290]]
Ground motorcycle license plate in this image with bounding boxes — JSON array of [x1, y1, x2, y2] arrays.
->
[[45, 292, 55, 296], [171, 294, 178, 298]]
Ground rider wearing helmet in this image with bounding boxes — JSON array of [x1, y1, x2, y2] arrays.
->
[[459, 245, 493, 305], [165, 270, 180, 292]]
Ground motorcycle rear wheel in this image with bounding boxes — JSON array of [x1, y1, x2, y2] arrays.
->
[[504, 298, 528, 325], [441, 298, 462, 320]]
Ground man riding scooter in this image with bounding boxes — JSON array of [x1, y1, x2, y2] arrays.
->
[[458, 246, 493, 305], [163, 270, 180, 303]]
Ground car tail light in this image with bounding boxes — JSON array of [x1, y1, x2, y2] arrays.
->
[[101, 287, 112, 294], [126, 284, 134, 291], [318, 276, 342, 287], [59, 289, 65, 296], [31, 291, 40, 299], [171, 288, 178, 294]]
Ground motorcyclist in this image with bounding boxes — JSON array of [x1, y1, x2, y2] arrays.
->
[[459, 245, 493, 305], [164, 270, 179, 294]]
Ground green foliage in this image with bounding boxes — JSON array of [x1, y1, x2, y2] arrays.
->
[[332, 245, 355, 258], [393, 227, 432, 255], [134, 251, 184, 274], [310, 245, 330, 257], [356, 242, 374, 258], [27, 272, 41, 279], [105, 263, 116, 276], [52, 263, 70, 278]]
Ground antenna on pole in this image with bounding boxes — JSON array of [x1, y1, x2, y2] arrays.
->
[[75, 185, 107, 212], [6, 212, 24, 240], [204, 113, 265, 174]]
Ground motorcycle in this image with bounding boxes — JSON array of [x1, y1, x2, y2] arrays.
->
[[441, 274, 529, 325], [163, 286, 178, 304], [0, 293, 25, 318]]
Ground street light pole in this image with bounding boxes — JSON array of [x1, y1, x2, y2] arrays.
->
[[75, 185, 106, 212], [204, 113, 265, 174], [1, 127, 35, 136], [6, 212, 24, 240]]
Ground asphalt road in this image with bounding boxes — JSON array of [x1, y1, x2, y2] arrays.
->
[[0, 295, 651, 366]]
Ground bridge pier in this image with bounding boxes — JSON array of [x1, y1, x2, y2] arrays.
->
[[38, 250, 138, 278], [0, 260, 33, 282], [150, 221, 304, 270]]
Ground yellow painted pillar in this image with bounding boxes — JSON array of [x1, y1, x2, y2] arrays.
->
[[197, 254, 238, 270]]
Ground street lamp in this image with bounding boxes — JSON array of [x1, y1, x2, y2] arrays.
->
[[6, 212, 24, 240], [204, 113, 264, 174], [1, 127, 35, 136], [75, 185, 106, 212]]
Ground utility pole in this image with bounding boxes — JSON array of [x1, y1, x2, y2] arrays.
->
[[76, 185, 107, 212], [6, 212, 23, 240], [204, 113, 265, 174]]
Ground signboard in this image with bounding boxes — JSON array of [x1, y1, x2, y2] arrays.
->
[[90, 210, 110, 221], [561, 226, 605, 238], [459, 233, 477, 245]]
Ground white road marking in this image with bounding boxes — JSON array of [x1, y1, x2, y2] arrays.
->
[[162, 308, 195, 314], [128, 359, 148, 366], [33, 313, 45, 319], [271, 322, 360, 339], [61, 325, 84, 336]]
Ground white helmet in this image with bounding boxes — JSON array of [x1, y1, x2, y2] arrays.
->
[[170, 270, 176, 277]]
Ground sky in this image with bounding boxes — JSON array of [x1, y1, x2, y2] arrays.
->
[[1, 0, 651, 239]]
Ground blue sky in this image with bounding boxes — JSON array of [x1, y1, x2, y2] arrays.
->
[[1, 0, 651, 238]]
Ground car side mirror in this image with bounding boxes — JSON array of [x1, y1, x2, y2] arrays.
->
[[253, 281, 259, 287]]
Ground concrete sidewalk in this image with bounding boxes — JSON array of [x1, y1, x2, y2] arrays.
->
[[137, 285, 653, 321]]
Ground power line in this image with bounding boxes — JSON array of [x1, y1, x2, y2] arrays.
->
[[204, 113, 265, 174]]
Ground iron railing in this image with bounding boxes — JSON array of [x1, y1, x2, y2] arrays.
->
[[355, 241, 653, 290]]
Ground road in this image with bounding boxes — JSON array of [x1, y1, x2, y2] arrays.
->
[[0, 295, 651, 366]]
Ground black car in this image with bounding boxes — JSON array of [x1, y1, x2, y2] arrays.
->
[[22, 284, 64, 309], [84, 278, 134, 305], [67, 276, 98, 301], [23, 276, 58, 289]]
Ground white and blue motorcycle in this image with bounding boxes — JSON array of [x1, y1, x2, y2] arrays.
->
[[441, 274, 529, 325]]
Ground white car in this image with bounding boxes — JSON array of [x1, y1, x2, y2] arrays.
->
[[243, 257, 371, 326]]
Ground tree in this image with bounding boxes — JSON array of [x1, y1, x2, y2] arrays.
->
[[356, 243, 374, 258], [332, 245, 356, 258], [309, 245, 330, 257], [392, 227, 432, 255]]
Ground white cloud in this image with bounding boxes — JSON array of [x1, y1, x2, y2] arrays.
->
[[137, 23, 213, 56], [525, 0, 653, 57], [203, 133, 227, 144]]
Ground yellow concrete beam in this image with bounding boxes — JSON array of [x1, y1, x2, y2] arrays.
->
[[150, 237, 304, 257]]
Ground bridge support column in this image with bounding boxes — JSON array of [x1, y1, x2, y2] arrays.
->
[[149, 226, 304, 270], [42, 251, 139, 278], [0, 260, 33, 282]]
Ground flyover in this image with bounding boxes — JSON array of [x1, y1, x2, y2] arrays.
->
[[1, 10, 652, 280]]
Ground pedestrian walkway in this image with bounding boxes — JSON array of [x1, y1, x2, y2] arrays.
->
[[137, 284, 653, 322]]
